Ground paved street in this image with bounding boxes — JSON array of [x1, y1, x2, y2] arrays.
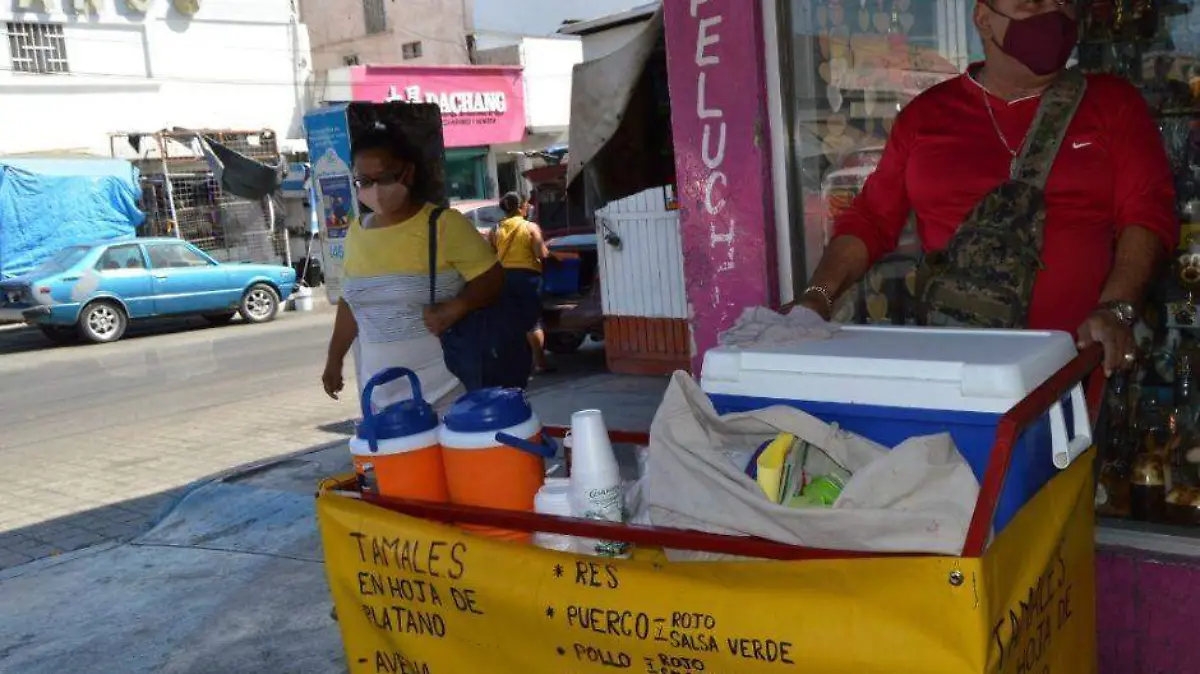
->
[[0, 303, 607, 570]]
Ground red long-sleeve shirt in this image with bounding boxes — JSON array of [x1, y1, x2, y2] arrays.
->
[[833, 66, 1179, 334]]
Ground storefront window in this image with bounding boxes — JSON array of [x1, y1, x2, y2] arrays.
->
[[781, 0, 980, 323], [444, 147, 490, 201], [1080, 0, 1200, 532]]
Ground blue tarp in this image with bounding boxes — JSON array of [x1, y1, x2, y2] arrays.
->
[[0, 157, 141, 181], [0, 160, 145, 280]]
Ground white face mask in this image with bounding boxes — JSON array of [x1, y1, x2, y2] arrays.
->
[[358, 180, 411, 215]]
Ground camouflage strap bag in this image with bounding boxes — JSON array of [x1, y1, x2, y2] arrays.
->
[[917, 69, 1087, 329]]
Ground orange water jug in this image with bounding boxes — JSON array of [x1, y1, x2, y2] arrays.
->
[[439, 388, 556, 542], [350, 368, 449, 502]]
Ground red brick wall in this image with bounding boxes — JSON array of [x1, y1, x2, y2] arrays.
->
[[604, 316, 691, 376]]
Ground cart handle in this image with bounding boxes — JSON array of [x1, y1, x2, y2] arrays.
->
[[961, 343, 1103, 557], [348, 346, 1101, 561], [359, 492, 921, 561]]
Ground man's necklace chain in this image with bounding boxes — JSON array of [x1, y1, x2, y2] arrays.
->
[[979, 69, 1031, 176]]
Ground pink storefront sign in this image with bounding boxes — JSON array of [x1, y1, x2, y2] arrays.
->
[[350, 65, 527, 148]]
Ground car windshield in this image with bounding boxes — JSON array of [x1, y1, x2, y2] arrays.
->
[[29, 246, 90, 277]]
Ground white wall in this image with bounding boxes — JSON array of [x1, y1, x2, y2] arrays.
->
[[518, 38, 579, 132], [475, 37, 579, 132], [0, 0, 311, 156]]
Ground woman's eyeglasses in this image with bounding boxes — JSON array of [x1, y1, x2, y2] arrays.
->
[[353, 171, 406, 189]]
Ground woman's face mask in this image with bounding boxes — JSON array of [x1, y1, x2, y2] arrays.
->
[[353, 160, 413, 215], [987, 4, 1078, 76], [357, 180, 410, 215]]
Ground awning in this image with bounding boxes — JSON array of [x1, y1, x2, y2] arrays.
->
[[566, 7, 665, 195]]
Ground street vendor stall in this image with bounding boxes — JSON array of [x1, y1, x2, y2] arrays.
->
[[317, 330, 1103, 673], [651, 1, 1200, 671]]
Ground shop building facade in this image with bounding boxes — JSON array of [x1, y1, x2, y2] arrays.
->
[[658, 0, 1199, 670], [322, 38, 581, 203], [0, 0, 311, 156], [298, 0, 471, 76]]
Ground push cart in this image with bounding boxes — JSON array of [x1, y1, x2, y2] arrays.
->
[[316, 345, 1104, 674]]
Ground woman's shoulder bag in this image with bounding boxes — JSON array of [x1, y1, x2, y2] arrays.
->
[[428, 207, 534, 391]]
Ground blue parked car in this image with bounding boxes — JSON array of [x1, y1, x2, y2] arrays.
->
[[0, 238, 297, 344]]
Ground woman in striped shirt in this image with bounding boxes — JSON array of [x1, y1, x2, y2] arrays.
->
[[321, 126, 504, 412]]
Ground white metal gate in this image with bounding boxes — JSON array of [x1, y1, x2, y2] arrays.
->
[[595, 186, 687, 319]]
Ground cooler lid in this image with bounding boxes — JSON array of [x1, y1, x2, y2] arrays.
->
[[443, 388, 534, 433], [356, 398, 439, 441], [701, 326, 1078, 414]]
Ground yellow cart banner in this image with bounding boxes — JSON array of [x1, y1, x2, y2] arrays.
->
[[317, 453, 1096, 674]]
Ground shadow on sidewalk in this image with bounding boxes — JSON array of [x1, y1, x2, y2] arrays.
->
[[0, 445, 352, 674], [0, 490, 184, 572]]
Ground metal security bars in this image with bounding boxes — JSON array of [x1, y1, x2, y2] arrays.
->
[[109, 130, 288, 266], [6, 22, 68, 74]]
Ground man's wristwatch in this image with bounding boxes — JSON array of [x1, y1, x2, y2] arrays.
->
[[1098, 300, 1137, 327]]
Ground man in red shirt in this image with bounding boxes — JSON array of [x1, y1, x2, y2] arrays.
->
[[792, 0, 1177, 376]]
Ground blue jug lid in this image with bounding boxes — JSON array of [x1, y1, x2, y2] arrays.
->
[[443, 388, 533, 433], [357, 398, 439, 441]]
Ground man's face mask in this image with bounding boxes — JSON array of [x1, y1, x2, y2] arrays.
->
[[988, 3, 1079, 76]]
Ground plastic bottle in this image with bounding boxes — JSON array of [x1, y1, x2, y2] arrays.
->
[[533, 479, 578, 552]]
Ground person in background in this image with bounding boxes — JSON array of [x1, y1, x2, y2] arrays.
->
[[789, 0, 1176, 376], [322, 125, 506, 412], [492, 191, 553, 374], [527, 188, 539, 225]]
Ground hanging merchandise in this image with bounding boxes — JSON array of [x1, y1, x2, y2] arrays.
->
[[125, 0, 151, 11], [1083, 0, 1200, 530], [172, 0, 199, 15], [187, 131, 283, 202]]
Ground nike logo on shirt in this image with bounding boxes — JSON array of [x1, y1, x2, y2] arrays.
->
[[1072, 141, 1093, 149]]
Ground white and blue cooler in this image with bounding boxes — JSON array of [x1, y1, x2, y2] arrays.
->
[[701, 326, 1092, 532]]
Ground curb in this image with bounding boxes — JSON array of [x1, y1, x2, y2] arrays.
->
[[0, 541, 123, 583], [0, 439, 350, 581], [142, 438, 350, 532]]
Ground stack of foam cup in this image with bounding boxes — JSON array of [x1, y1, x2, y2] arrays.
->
[[568, 409, 629, 557]]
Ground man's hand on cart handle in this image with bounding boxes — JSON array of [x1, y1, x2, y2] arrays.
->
[[1076, 305, 1137, 377]]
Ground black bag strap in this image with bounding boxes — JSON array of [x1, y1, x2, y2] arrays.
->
[[1011, 68, 1087, 189], [427, 207, 446, 306]]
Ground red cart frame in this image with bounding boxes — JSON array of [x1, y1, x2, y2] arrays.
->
[[358, 344, 1104, 561]]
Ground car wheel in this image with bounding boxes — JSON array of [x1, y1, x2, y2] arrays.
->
[[239, 284, 279, 324], [203, 312, 236, 326], [545, 332, 585, 355], [39, 325, 79, 345], [77, 301, 128, 344]]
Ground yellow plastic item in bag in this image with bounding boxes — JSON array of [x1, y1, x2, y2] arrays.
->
[[755, 432, 796, 503]]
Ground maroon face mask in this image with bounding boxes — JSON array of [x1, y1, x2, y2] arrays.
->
[[990, 7, 1079, 76]]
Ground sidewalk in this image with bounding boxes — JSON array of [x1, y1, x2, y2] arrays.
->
[[0, 373, 669, 674]]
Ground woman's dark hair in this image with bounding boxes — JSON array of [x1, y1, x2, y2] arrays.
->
[[351, 125, 431, 203], [499, 191, 525, 216]]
